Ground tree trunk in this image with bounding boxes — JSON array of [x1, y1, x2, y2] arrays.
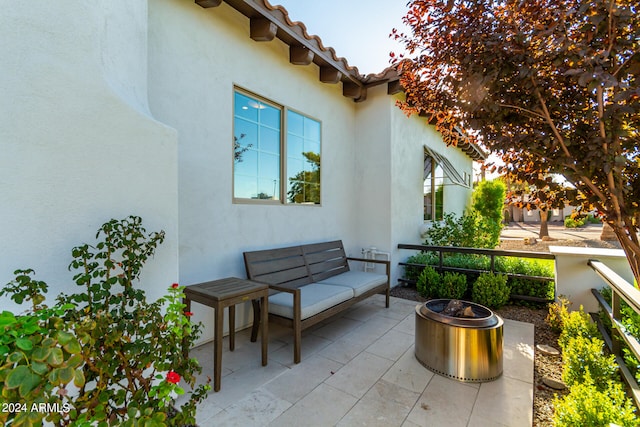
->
[[612, 224, 640, 288], [600, 223, 617, 241], [539, 210, 549, 239]]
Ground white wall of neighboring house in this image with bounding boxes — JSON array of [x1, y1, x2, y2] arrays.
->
[[0, 0, 179, 313], [2, 0, 477, 343]]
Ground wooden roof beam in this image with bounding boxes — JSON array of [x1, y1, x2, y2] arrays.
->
[[319, 67, 342, 84], [387, 80, 402, 95], [289, 45, 314, 65], [250, 17, 277, 41], [195, 0, 222, 7], [343, 83, 367, 102]]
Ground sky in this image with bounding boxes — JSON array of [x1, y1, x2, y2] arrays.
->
[[274, 1, 410, 75]]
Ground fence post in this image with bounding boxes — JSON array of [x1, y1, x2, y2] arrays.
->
[[612, 291, 621, 356]]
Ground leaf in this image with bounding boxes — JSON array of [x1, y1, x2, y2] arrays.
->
[[6, 365, 41, 397], [74, 369, 86, 387], [32, 346, 51, 362], [15, 338, 33, 351], [31, 361, 49, 376], [56, 366, 74, 384], [63, 338, 82, 355], [8, 351, 24, 363], [47, 347, 64, 367], [56, 331, 74, 345]]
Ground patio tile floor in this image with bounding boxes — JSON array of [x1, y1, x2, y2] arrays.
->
[[180, 295, 534, 426]]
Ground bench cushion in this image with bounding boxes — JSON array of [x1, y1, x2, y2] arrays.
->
[[316, 271, 388, 297], [268, 283, 354, 320]]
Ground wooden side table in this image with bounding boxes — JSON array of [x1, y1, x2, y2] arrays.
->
[[183, 277, 269, 392]]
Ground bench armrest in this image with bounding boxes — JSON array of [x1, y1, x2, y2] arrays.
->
[[268, 284, 300, 295], [346, 256, 390, 266]]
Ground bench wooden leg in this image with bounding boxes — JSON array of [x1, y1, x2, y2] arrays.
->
[[293, 291, 301, 364], [261, 294, 268, 366]]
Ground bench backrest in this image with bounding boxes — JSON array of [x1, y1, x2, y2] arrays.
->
[[302, 240, 349, 282], [244, 240, 350, 288], [244, 245, 312, 289]]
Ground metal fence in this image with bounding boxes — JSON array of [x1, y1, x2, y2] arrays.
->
[[397, 244, 556, 303], [589, 260, 640, 408]]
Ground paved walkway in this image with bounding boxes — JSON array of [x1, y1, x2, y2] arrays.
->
[[180, 295, 534, 426], [501, 222, 604, 241]]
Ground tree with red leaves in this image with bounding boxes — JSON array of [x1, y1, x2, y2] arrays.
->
[[392, 0, 640, 284]]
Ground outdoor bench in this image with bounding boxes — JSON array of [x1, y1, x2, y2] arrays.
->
[[243, 240, 390, 363]]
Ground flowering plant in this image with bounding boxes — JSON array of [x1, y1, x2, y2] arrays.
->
[[0, 217, 211, 426]]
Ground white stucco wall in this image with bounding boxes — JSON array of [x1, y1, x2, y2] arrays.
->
[[551, 246, 634, 313], [2, 0, 478, 345], [0, 0, 179, 311], [148, 0, 361, 342]]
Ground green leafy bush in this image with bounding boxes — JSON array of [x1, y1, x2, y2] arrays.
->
[[564, 216, 586, 228], [554, 373, 638, 427], [416, 265, 441, 298], [562, 335, 618, 389], [471, 272, 510, 309], [471, 179, 506, 248], [558, 307, 598, 351], [438, 272, 467, 299], [0, 217, 211, 426], [423, 211, 498, 249], [403, 252, 438, 283], [546, 295, 570, 333], [495, 257, 555, 302]]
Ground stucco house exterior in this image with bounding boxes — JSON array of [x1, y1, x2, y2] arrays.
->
[[1, 0, 484, 342]]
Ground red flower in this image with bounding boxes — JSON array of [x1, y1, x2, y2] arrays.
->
[[171, 283, 179, 289], [166, 370, 181, 384], [184, 311, 193, 317]]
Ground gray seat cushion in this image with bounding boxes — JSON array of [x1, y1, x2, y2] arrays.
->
[[316, 271, 387, 297], [268, 283, 354, 320]]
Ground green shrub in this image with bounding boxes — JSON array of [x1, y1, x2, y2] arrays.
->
[[554, 373, 638, 427], [586, 213, 602, 224], [472, 272, 510, 309], [416, 265, 441, 298], [546, 295, 570, 333], [564, 216, 586, 228], [562, 335, 618, 389], [494, 257, 555, 302], [403, 252, 438, 283], [558, 307, 598, 351], [423, 211, 498, 249], [472, 179, 506, 248], [0, 217, 210, 426], [438, 272, 467, 299]]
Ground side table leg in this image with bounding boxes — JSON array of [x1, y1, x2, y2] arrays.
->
[[229, 305, 235, 351], [214, 305, 223, 392], [250, 299, 260, 342], [261, 294, 268, 366]]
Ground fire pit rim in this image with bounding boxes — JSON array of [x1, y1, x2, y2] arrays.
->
[[419, 298, 502, 328]]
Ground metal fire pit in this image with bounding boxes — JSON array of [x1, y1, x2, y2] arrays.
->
[[415, 299, 503, 382]]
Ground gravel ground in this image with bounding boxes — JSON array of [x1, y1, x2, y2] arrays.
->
[[391, 233, 620, 426]]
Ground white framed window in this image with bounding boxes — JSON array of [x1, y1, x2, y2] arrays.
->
[[424, 154, 444, 221], [233, 89, 321, 204]]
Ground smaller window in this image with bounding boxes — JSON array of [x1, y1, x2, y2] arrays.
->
[[424, 155, 444, 221]]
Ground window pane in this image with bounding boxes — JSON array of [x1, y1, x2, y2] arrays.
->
[[234, 174, 258, 199], [234, 92, 258, 122], [286, 113, 320, 204], [424, 159, 444, 221], [287, 111, 304, 136], [234, 90, 281, 200], [288, 135, 304, 160], [259, 127, 280, 154]]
